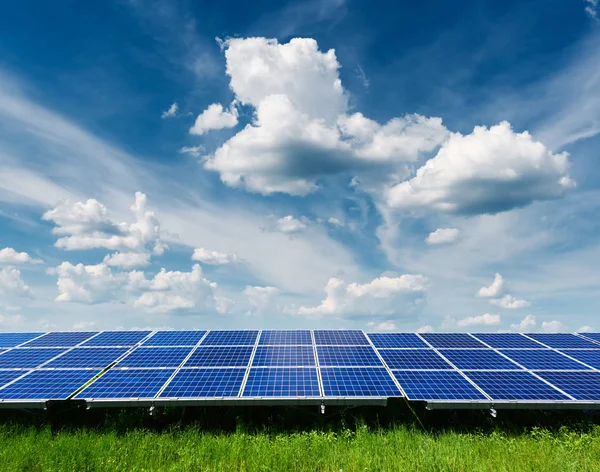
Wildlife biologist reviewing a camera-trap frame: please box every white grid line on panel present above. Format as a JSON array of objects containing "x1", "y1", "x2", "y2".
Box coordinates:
[
  {"x1": 520, "y1": 334, "x2": 598, "y2": 371},
  {"x1": 365, "y1": 331, "x2": 406, "y2": 397},
  {"x1": 312, "y1": 330, "x2": 325, "y2": 397},
  {"x1": 574, "y1": 333, "x2": 600, "y2": 347},
  {"x1": 239, "y1": 330, "x2": 262, "y2": 397}
]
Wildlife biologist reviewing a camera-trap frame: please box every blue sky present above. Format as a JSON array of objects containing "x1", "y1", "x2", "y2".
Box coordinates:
[{"x1": 0, "y1": 0, "x2": 599, "y2": 333}]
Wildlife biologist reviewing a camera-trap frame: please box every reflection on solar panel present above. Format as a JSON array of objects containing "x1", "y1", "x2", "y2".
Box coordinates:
[
  {"x1": 378, "y1": 349, "x2": 451, "y2": 370},
  {"x1": 44, "y1": 348, "x2": 128, "y2": 368},
  {"x1": 471, "y1": 333, "x2": 544, "y2": 349},
  {"x1": 201, "y1": 330, "x2": 258, "y2": 346},
  {"x1": 259, "y1": 330, "x2": 312, "y2": 345},
  {"x1": 393, "y1": 370, "x2": 487, "y2": 400},
  {"x1": 557, "y1": 349, "x2": 600, "y2": 369},
  {"x1": 243, "y1": 368, "x2": 320, "y2": 397},
  {"x1": 184, "y1": 346, "x2": 253, "y2": 367},
  {"x1": 499, "y1": 349, "x2": 591, "y2": 370},
  {"x1": 314, "y1": 330, "x2": 369, "y2": 346},
  {"x1": 76, "y1": 368, "x2": 175, "y2": 399},
  {"x1": 0, "y1": 333, "x2": 44, "y2": 348},
  {"x1": 22, "y1": 332, "x2": 98, "y2": 347},
  {"x1": 143, "y1": 331, "x2": 207, "y2": 346},
  {"x1": 524, "y1": 333, "x2": 600, "y2": 349},
  {"x1": 0, "y1": 348, "x2": 67, "y2": 368},
  {"x1": 535, "y1": 371, "x2": 600, "y2": 400},
  {"x1": 579, "y1": 333, "x2": 600, "y2": 343},
  {"x1": 367, "y1": 333, "x2": 428, "y2": 349},
  {"x1": 160, "y1": 368, "x2": 245, "y2": 398},
  {"x1": 317, "y1": 346, "x2": 382, "y2": 367},
  {"x1": 0, "y1": 370, "x2": 29, "y2": 389},
  {"x1": 0, "y1": 369, "x2": 100, "y2": 400},
  {"x1": 464, "y1": 371, "x2": 569, "y2": 401},
  {"x1": 81, "y1": 331, "x2": 151, "y2": 347},
  {"x1": 419, "y1": 333, "x2": 486, "y2": 349},
  {"x1": 118, "y1": 347, "x2": 192, "y2": 368},
  {"x1": 321, "y1": 367, "x2": 401, "y2": 397},
  {"x1": 439, "y1": 349, "x2": 522, "y2": 370},
  {"x1": 252, "y1": 346, "x2": 315, "y2": 367}
]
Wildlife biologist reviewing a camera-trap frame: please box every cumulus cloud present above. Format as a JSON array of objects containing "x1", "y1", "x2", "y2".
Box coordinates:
[
  {"x1": 0, "y1": 312, "x2": 25, "y2": 328},
  {"x1": 327, "y1": 217, "x2": 343, "y2": 227},
  {"x1": 192, "y1": 248, "x2": 237, "y2": 265},
  {"x1": 298, "y1": 274, "x2": 427, "y2": 317},
  {"x1": 510, "y1": 314, "x2": 536, "y2": 332},
  {"x1": 417, "y1": 325, "x2": 434, "y2": 333},
  {"x1": 276, "y1": 215, "x2": 307, "y2": 234},
  {"x1": 425, "y1": 228, "x2": 459, "y2": 245},
  {"x1": 0, "y1": 247, "x2": 43, "y2": 265},
  {"x1": 179, "y1": 145, "x2": 204, "y2": 157},
  {"x1": 161, "y1": 102, "x2": 179, "y2": 119},
  {"x1": 489, "y1": 294, "x2": 531, "y2": 309},
  {"x1": 0, "y1": 267, "x2": 32, "y2": 298},
  {"x1": 53, "y1": 262, "x2": 126, "y2": 304},
  {"x1": 367, "y1": 321, "x2": 397, "y2": 331},
  {"x1": 243, "y1": 285, "x2": 279, "y2": 313},
  {"x1": 442, "y1": 313, "x2": 500, "y2": 329},
  {"x1": 541, "y1": 320, "x2": 568, "y2": 333},
  {"x1": 190, "y1": 103, "x2": 238, "y2": 135},
  {"x1": 103, "y1": 252, "x2": 151, "y2": 269},
  {"x1": 578, "y1": 325, "x2": 594, "y2": 333},
  {"x1": 477, "y1": 273, "x2": 505, "y2": 298}
]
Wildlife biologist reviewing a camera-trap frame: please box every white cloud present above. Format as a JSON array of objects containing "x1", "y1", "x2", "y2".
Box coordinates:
[
  {"x1": 103, "y1": 252, "x2": 151, "y2": 269},
  {"x1": 489, "y1": 294, "x2": 531, "y2": 309},
  {"x1": 73, "y1": 321, "x2": 97, "y2": 330},
  {"x1": 53, "y1": 262, "x2": 126, "y2": 304},
  {"x1": 327, "y1": 217, "x2": 343, "y2": 227},
  {"x1": 367, "y1": 321, "x2": 397, "y2": 331},
  {"x1": 442, "y1": 313, "x2": 501, "y2": 328},
  {"x1": 585, "y1": 0, "x2": 598, "y2": 20},
  {"x1": 578, "y1": 325, "x2": 594, "y2": 333},
  {"x1": 298, "y1": 274, "x2": 427, "y2": 317},
  {"x1": 276, "y1": 215, "x2": 307, "y2": 234},
  {"x1": 190, "y1": 103, "x2": 238, "y2": 135},
  {"x1": 510, "y1": 314, "x2": 536, "y2": 332},
  {"x1": 0, "y1": 267, "x2": 33, "y2": 298},
  {"x1": 0, "y1": 247, "x2": 43, "y2": 265},
  {"x1": 386, "y1": 121, "x2": 575, "y2": 215},
  {"x1": 0, "y1": 312, "x2": 24, "y2": 328},
  {"x1": 161, "y1": 102, "x2": 179, "y2": 119},
  {"x1": 192, "y1": 248, "x2": 237, "y2": 265},
  {"x1": 541, "y1": 320, "x2": 568, "y2": 333},
  {"x1": 477, "y1": 273, "x2": 505, "y2": 298},
  {"x1": 425, "y1": 228, "x2": 459, "y2": 245},
  {"x1": 243, "y1": 285, "x2": 279, "y2": 313},
  {"x1": 178, "y1": 145, "x2": 204, "y2": 157},
  {"x1": 417, "y1": 325, "x2": 434, "y2": 333}
]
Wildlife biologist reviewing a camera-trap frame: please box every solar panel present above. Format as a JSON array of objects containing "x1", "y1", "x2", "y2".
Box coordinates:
[
  {"x1": 419, "y1": 333, "x2": 487, "y2": 349},
  {"x1": 535, "y1": 371, "x2": 600, "y2": 400},
  {"x1": 367, "y1": 333, "x2": 428, "y2": 349},
  {"x1": 578, "y1": 333, "x2": 600, "y2": 343},
  {"x1": 0, "y1": 369, "x2": 100, "y2": 400},
  {"x1": 258, "y1": 330, "x2": 312, "y2": 345},
  {"x1": 321, "y1": 367, "x2": 401, "y2": 397},
  {"x1": 316, "y1": 346, "x2": 383, "y2": 367},
  {"x1": 143, "y1": 330, "x2": 207, "y2": 347},
  {"x1": 160, "y1": 368, "x2": 245, "y2": 398},
  {"x1": 252, "y1": 346, "x2": 315, "y2": 367},
  {"x1": 76, "y1": 368, "x2": 175, "y2": 399},
  {"x1": 0, "y1": 348, "x2": 67, "y2": 368},
  {"x1": 118, "y1": 347, "x2": 193, "y2": 368},
  {"x1": 22, "y1": 332, "x2": 98, "y2": 347},
  {"x1": 184, "y1": 346, "x2": 253, "y2": 367},
  {"x1": 464, "y1": 371, "x2": 569, "y2": 401},
  {"x1": 471, "y1": 333, "x2": 544, "y2": 349},
  {"x1": 378, "y1": 349, "x2": 452, "y2": 370},
  {"x1": 438, "y1": 349, "x2": 523, "y2": 370},
  {"x1": 200, "y1": 330, "x2": 258, "y2": 346},
  {"x1": 313, "y1": 330, "x2": 369, "y2": 346},
  {"x1": 243, "y1": 368, "x2": 320, "y2": 397},
  {"x1": 393, "y1": 370, "x2": 487, "y2": 400},
  {"x1": 0, "y1": 333, "x2": 44, "y2": 348},
  {"x1": 557, "y1": 349, "x2": 600, "y2": 369},
  {"x1": 524, "y1": 334, "x2": 600, "y2": 349},
  {"x1": 44, "y1": 348, "x2": 128, "y2": 369},
  {"x1": 499, "y1": 349, "x2": 592, "y2": 370},
  {"x1": 0, "y1": 370, "x2": 30, "y2": 389},
  {"x1": 81, "y1": 331, "x2": 151, "y2": 347}
]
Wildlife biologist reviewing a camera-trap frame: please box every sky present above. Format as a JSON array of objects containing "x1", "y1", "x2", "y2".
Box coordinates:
[{"x1": 0, "y1": 0, "x2": 599, "y2": 333}]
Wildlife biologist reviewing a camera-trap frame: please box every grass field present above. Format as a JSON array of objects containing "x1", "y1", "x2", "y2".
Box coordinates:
[{"x1": 1, "y1": 403, "x2": 600, "y2": 471}]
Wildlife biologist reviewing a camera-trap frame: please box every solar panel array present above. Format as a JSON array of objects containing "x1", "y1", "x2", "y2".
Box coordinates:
[{"x1": 0, "y1": 330, "x2": 599, "y2": 408}]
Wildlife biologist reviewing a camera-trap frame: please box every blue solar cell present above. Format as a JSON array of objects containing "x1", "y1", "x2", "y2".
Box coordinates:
[
  {"x1": 0, "y1": 348, "x2": 67, "y2": 368},
  {"x1": 438, "y1": 349, "x2": 522, "y2": 370},
  {"x1": 22, "y1": 332, "x2": 99, "y2": 347},
  {"x1": 321, "y1": 367, "x2": 401, "y2": 397},
  {"x1": 379, "y1": 349, "x2": 452, "y2": 370},
  {"x1": 201, "y1": 330, "x2": 258, "y2": 346},
  {"x1": 317, "y1": 346, "x2": 382, "y2": 367},
  {"x1": 499, "y1": 349, "x2": 591, "y2": 370},
  {"x1": 535, "y1": 371, "x2": 600, "y2": 400},
  {"x1": 367, "y1": 333, "x2": 428, "y2": 349},
  {"x1": 184, "y1": 346, "x2": 253, "y2": 367},
  {"x1": 81, "y1": 331, "x2": 151, "y2": 347},
  {"x1": 578, "y1": 333, "x2": 600, "y2": 343},
  {"x1": 252, "y1": 346, "x2": 315, "y2": 367},
  {"x1": 143, "y1": 330, "x2": 207, "y2": 346},
  {"x1": 118, "y1": 347, "x2": 192, "y2": 368},
  {"x1": 76, "y1": 368, "x2": 174, "y2": 399},
  {"x1": 0, "y1": 370, "x2": 30, "y2": 389},
  {"x1": 314, "y1": 330, "x2": 369, "y2": 346},
  {"x1": 44, "y1": 348, "x2": 128, "y2": 368},
  {"x1": 524, "y1": 334, "x2": 600, "y2": 349},
  {"x1": 419, "y1": 333, "x2": 487, "y2": 349},
  {"x1": 0, "y1": 333, "x2": 44, "y2": 348},
  {"x1": 465, "y1": 371, "x2": 569, "y2": 401},
  {"x1": 557, "y1": 350, "x2": 600, "y2": 369},
  {"x1": 393, "y1": 370, "x2": 488, "y2": 401},
  {"x1": 0, "y1": 369, "x2": 100, "y2": 400},
  {"x1": 160, "y1": 368, "x2": 245, "y2": 398},
  {"x1": 471, "y1": 333, "x2": 544, "y2": 349},
  {"x1": 258, "y1": 330, "x2": 312, "y2": 345},
  {"x1": 243, "y1": 368, "x2": 320, "y2": 397}
]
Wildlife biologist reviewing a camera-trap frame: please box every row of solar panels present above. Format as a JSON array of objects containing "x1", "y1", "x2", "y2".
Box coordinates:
[{"x1": 0, "y1": 330, "x2": 599, "y2": 408}]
